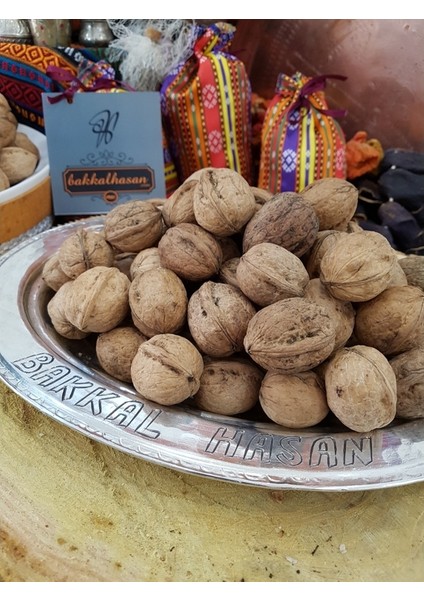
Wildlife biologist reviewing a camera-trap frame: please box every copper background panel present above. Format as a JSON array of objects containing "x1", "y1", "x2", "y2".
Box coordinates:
[{"x1": 232, "y1": 19, "x2": 424, "y2": 151}]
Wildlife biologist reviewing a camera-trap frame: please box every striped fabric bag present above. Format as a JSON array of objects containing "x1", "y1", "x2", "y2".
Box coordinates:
[
  {"x1": 258, "y1": 72, "x2": 347, "y2": 193},
  {"x1": 0, "y1": 43, "x2": 99, "y2": 132},
  {"x1": 160, "y1": 22, "x2": 252, "y2": 184}
]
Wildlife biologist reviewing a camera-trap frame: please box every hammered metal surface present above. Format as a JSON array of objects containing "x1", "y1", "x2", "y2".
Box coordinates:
[{"x1": 1, "y1": 219, "x2": 424, "y2": 491}]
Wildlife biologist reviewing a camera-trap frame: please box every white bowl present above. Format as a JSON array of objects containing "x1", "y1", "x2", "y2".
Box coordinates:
[{"x1": 0, "y1": 123, "x2": 50, "y2": 205}]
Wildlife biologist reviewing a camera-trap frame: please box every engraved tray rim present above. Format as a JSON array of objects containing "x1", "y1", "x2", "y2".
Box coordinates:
[{"x1": 1, "y1": 218, "x2": 424, "y2": 492}]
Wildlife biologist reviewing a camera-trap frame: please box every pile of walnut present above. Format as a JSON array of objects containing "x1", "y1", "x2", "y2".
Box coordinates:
[
  {"x1": 0, "y1": 93, "x2": 39, "y2": 192},
  {"x1": 42, "y1": 168, "x2": 424, "y2": 433}
]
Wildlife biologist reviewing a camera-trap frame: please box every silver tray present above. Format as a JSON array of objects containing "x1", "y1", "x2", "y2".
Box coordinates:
[{"x1": 1, "y1": 218, "x2": 424, "y2": 491}]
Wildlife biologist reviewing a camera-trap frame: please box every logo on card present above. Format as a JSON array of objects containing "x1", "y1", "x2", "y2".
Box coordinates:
[{"x1": 62, "y1": 166, "x2": 156, "y2": 203}]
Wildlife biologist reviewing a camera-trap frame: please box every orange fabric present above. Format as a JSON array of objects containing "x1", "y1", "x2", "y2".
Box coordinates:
[{"x1": 346, "y1": 131, "x2": 383, "y2": 179}]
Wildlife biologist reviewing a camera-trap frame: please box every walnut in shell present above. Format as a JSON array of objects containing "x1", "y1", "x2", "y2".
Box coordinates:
[
  {"x1": 65, "y1": 266, "x2": 130, "y2": 333},
  {"x1": 129, "y1": 247, "x2": 162, "y2": 280},
  {"x1": 47, "y1": 281, "x2": 88, "y2": 340},
  {"x1": 104, "y1": 200, "x2": 164, "y2": 252},
  {"x1": 399, "y1": 255, "x2": 424, "y2": 291},
  {"x1": 354, "y1": 285, "x2": 424, "y2": 356},
  {"x1": 0, "y1": 94, "x2": 10, "y2": 110},
  {"x1": 236, "y1": 242, "x2": 309, "y2": 307},
  {"x1": 386, "y1": 258, "x2": 408, "y2": 288},
  {"x1": 242, "y1": 192, "x2": 319, "y2": 257},
  {"x1": 13, "y1": 131, "x2": 40, "y2": 159},
  {"x1": 304, "y1": 278, "x2": 355, "y2": 350},
  {"x1": 158, "y1": 222, "x2": 223, "y2": 281},
  {"x1": 251, "y1": 186, "x2": 273, "y2": 209},
  {"x1": 0, "y1": 167, "x2": 10, "y2": 191},
  {"x1": 300, "y1": 177, "x2": 358, "y2": 231},
  {"x1": 390, "y1": 347, "x2": 424, "y2": 419},
  {"x1": 42, "y1": 252, "x2": 73, "y2": 291},
  {"x1": 193, "y1": 167, "x2": 256, "y2": 237},
  {"x1": 58, "y1": 228, "x2": 115, "y2": 279},
  {"x1": 194, "y1": 357, "x2": 263, "y2": 415},
  {"x1": 96, "y1": 326, "x2": 147, "y2": 382},
  {"x1": 325, "y1": 345, "x2": 397, "y2": 432},
  {"x1": 320, "y1": 231, "x2": 396, "y2": 302},
  {"x1": 219, "y1": 257, "x2": 240, "y2": 289},
  {"x1": 131, "y1": 333, "x2": 204, "y2": 405},
  {"x1": 0, "y1": 104, "x2": 17, "y2": 149},
  {"x1": 305, "y1": 230, "x2": 348, "y2": 279},
  {"x1": 0, "y1": 146, "x2": 38, "y2": 185},
  {"x1": 244, "y1": 297, "x2": 336, "y2": 373},
  {"x1": 188, "y1": 281, "x2": 256, "y2": 357},
  {"x1": 259, "y1": 370, "x2": 329, "y2": 428},
  {"x1": 162, "y1": 178, "x2": 197, "y2": 227},
  {"x1": 129, "y1": 267, "x2": 188, "y2": 337}
]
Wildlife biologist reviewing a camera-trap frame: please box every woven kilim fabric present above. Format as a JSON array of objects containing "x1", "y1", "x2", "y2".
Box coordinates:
[
  {"x1": 258, "y1": 72, "x2": 347, "y2": 193},
  {"x1": 0, "y1": 43, "x2": 99, "y2": 132},
  {"x1": 160, "y1": 23, "x2": 252, "y2": 184}
]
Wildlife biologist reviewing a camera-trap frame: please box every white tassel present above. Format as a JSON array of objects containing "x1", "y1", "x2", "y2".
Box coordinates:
[{"x1": 107, "y1": 19, "x2": 197, "y2": 91}]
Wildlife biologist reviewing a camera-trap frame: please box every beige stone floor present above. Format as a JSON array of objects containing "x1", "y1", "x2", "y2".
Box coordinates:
[{"x1": 1, "y1": 379, "x2": 423, "y2": 582}]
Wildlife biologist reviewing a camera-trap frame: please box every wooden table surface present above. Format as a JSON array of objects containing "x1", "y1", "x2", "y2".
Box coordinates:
[{"x1": 1, "y1": 378, "x2": 423, "y2": 583}]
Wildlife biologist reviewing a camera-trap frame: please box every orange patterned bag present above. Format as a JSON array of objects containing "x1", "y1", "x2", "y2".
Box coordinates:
[
  {"x1": 258, "y1": 72, "x2": 347, "y2": 193},
  {"x1": 160, "y1": 22, "x2": 252, "y2": 183}
]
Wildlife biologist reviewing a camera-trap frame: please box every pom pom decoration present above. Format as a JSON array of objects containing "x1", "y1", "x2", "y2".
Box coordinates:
[{"x1": 107, "y1": 19, "x2": 197, "y2": 91}]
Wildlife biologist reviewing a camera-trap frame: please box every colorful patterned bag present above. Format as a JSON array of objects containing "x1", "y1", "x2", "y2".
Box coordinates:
[
  {"x1": 160, "y1": 22, "x2": 252, "y2": 184},
  {"x1": 258, "y1": 72, "x2": 347, "y2": 193},
  {"x1": 0, "y1": 43, "x2": 99, "y2": 132}
]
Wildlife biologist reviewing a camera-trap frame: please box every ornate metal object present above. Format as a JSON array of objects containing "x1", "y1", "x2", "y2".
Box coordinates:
[{"x1": 1, "y1": 219, "x2": 424, "y2": 491}]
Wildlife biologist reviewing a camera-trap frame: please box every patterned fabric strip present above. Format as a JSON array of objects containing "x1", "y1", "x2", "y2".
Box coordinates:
[{"x1": 280, "y1": 110, "x2": 300, "y2": 192}]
